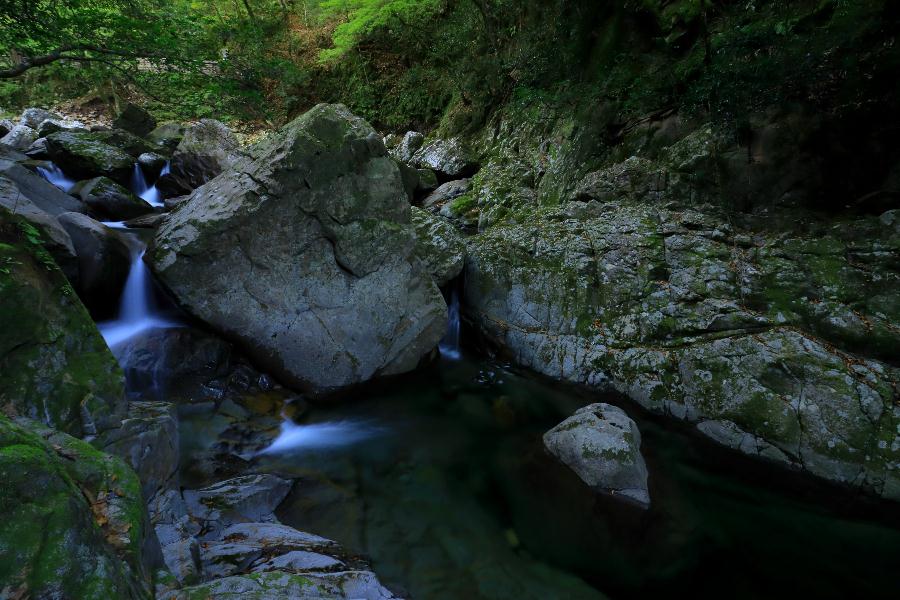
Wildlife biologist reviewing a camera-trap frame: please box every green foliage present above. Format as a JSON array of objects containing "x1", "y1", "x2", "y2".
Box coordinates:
[{"x1": 318, "y1": 0, "x2": 444, "y2": 62}]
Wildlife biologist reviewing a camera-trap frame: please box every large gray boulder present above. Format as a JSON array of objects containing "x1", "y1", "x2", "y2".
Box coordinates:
[
  {"x1": 113, "y1": 103, "x2": 157, "y2": 137},
  {"x1": 544, "y1": 403, "x2": 650, "y2": 508},
  {"x1": 151, "y1": 104, "x2": 447, "y2": 393},
  {"x1": 0, "y1": 154, "x2": 86, "y2": 280},
  {"x1": 412, "y1": 137, "x2": 478, "y2": 179}
]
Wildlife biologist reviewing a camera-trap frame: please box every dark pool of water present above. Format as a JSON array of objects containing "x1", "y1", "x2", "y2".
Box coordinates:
[{"x1": 225, "y1": 353, "x2": 900, "y2": 600}]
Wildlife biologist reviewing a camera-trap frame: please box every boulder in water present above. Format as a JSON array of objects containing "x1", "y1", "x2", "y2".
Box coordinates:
[
  {"x1": 151, "y1": 104, "x2": 447, "y2": 393},
  {"x1": 45, "y1": 131, "x2": 135, "y2": 183},
  {"x1": 0, "y1": 124, "x2": 38, "y2": 150},
  {"x1": 543, "y1": 403, "x2": 650, "y2": 508},
  {"x1": 0, "y1": 212, "x2": 126, "y2": 437},
  {"x1": 72, "y1": 176, "x2": 155, "y2": 220},
  {"x1": 138, "y1": 151, "x2": 168, "y2": 178},
  {"x1": 57, "y1": 211, "x2": 132, "y2": 317},
  {"x1": 101, "y1": 400, "x2": 180, "y2": 500}
]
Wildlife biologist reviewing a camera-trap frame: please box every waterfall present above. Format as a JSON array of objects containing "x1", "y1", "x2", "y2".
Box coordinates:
[
  {"x1": 130, "y1": 161, "x2": 168, "y2": 208},
  {"x1": 36, "y1": 162, "x2": 75, "y2": 192},
  {"x1": 439, "y1": 287, "x2": 461, "y2": 360},
  {"x1": 98, "y1": 233, "x2": 179, "y2": 348}
]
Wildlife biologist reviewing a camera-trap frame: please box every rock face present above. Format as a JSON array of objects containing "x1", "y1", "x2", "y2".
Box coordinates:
[
  {"x1": 410, "y1": 206, "x2": 465, "y2": 287},
  {"x1": 465, "y1": 193, "x2": 900, "y2": 499},
  {"x1": 156, "y1": 119, "x2": 241, "y2": 197},
  {"x1": 543, "y1": 403, "x2": 650, "y2": 508},
  {"x1": 0, "y1": 211, "x2": 126, "y2": 437},
  {"x1": 0, "y1": 415, "x2": 153, "y2": 599},
  {"x1": 45, "y1": 131, "x2": 135, "y2": 183},
  {"x1": 151, "y1": 104, "x2": 446, "y2": 393}
]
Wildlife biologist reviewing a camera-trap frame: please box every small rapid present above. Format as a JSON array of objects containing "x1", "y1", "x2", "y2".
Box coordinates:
[
  {"x1": 439, "y1": 287, "x2": 461, "y2": 360},
  {"x1": 36, "y1": 162, "x2": 76, "y2": 192},
  {"x1": 130, "y1": 162, "x2": 169, "y2": 207},
  {"x1": 98, "y1": 234, "x2": 179, "y2": 348},
  {"x1": 258, "y1": 418, "x2": 384, "y2": 455}
]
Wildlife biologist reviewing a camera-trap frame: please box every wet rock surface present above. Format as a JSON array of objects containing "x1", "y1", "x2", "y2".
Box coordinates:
[
  {"x1": 544, "y1": 403, "x2": 650, "y2": 507},
  {"x1": 151, "y1": 104, "x2": 446, "y2": 394},
  {"x1": 465, "y1": 180, "x2": 900, "y2": 497}
]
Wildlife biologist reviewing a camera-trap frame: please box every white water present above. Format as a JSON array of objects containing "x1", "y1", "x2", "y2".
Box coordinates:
[
  {"x1": 36, "y1": 163, "x2": 76, "y2": 192},
  {"x1": 98, "y1": 235, "x2": 179, "y2": 348},
  {"x1": 439, "y1": 288, "x2": 461, "y2": 360},
  {"x1": 130, "y1": 161, "x2": 169, "y2": 208},
  {"x1": 258, "y1": 418, "x2": 384, "y2": 455}
]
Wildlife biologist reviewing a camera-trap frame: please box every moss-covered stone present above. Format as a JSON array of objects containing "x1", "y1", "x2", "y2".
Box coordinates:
[
  {"x1": 45, "y1": 131, "x2": 136, "y2": 184},
  {"x1": 464, "y1": 191, "x2": 900, "y2": 499},
  {"x1": 0, "y1": 210, "x2": 126, "y2": 437},
  {"x1": 0, "y1": 415, "x2": 152, "y2": 599}
]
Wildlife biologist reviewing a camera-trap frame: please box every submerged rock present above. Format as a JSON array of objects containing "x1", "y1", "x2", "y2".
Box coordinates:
[
  {"x1": 543, "y1": 403, "x2": 650, "y2": 508},
  {"x1": 113, "y1": 327, "x2": 232, "y2": 393},
  {"x1": 0, "y1": 415, "x2": 153, "y2": 599},
  {"x1": 0, "y1": 212, "x2": 126, "y2": 437},
  {"x1": 151, "y1": 103, "x2": 446, "y2": 393}
]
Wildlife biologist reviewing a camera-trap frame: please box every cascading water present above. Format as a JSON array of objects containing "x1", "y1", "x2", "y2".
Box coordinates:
[
  {"x1": 130, "y1": 161, "x2": 169, "y2": 208},
  {"x1": 439, "y1": 287, "x2": 462, "y2": 360},
  {"x1": 36, "y1": 162, "x2": 76, "y2": 192},
  {"x1": 259, "y1": 418, "x2": 384, "y2": 455},
  {"x1": 98, "y1": 233, "x2": 179, "y2": 348}
]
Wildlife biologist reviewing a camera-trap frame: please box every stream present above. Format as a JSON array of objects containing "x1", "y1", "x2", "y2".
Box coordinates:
[{"x1": 36, "y1": 161, "x2": 900, "y2": 600}]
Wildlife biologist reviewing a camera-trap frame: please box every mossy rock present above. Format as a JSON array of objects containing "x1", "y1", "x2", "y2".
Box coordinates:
[
  {"x1": 0, "y1": 415, "x2": 152, "y2": 599},
  {"x1": 45, "y1": 131, "x2": 136, "y2": 184},
  {"x1": 0, "y1": 210, "x2": 126, "y2": 437}
]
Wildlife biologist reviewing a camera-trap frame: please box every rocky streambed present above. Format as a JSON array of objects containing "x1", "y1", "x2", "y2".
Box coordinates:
[{"x1": 1, "y1": 101, "x2": 899, "y2": 599}]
